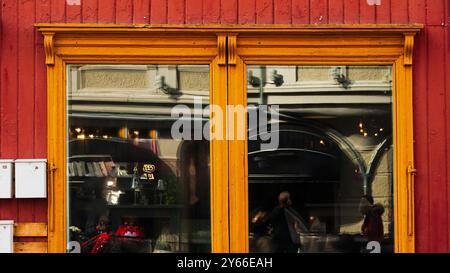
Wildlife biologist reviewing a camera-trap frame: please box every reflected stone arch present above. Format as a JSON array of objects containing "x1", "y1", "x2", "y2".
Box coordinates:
[
  {"x1": 249, "y1": 112, "x2": 366, "y2": 182},
  {"x1": 248, "y1": 110, "x2": 390, "y2": 208}
]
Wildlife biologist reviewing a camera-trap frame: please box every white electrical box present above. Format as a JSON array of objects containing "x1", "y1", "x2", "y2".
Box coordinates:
[
  {"x1": 0, "y1": 160, "x2": 14, "y2": 199},
  {"x1": 15, "y1": 159, "x2": 47, "y2": 198},
  {"x1": 0, "y1": 220, "x2": 14, "y2": 253}
]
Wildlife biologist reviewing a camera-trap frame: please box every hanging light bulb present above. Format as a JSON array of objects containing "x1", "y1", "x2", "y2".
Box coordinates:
[{"x1": 106, "y1": 180, "x2": 115, "y2": 187}]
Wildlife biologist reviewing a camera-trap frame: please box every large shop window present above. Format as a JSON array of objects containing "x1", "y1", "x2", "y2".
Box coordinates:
[
  {"x1": 246, "y1": 65, "x2": 394, "y2": 253},
  {"x1": 67, "y1": 65, "x2": 211, "y2": 253},
  {"x1": 37, "y1": 24, "x2": 421, "y2": 253}
]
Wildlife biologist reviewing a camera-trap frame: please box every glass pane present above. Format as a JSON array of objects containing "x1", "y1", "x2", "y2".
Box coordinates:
[
  {"x1": 247, "y1": 65, "x2": 394, "y2": 253},
  {"x1": 67, "y1": 64, "x2": 211, "y2": 253}
]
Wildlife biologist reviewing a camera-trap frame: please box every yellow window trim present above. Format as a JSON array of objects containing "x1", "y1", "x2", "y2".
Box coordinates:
[{"x1": 36, "y1": 24, "x2": 422, "y2": 253}]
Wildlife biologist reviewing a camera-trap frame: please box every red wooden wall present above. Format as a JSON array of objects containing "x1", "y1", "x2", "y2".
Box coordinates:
[{"x1": 0, "y1": 0, "x2": 449, "y2": 252}]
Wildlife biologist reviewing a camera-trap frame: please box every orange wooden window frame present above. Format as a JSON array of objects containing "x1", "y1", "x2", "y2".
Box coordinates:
[{"x1": 36, "y1": 24, "x2": 422, "y2": 253}]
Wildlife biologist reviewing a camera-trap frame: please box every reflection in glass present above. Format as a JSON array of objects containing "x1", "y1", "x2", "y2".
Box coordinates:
[
  {"x1": 67, "y1": 65, "x2": 211, "y2": 253},
  {"x1": 247, "y1": 65, "x2": 394, "y2": 253}
]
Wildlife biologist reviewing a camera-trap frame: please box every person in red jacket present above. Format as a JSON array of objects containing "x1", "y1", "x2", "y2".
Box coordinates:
[{"x1": 359, "y1": 195, "x2": 385, "y2": 243}]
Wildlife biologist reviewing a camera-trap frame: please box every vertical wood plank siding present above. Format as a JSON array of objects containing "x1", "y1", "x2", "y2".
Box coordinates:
[{"x1": 0, "y1": 0, "x2": 448, "y2": 252}]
